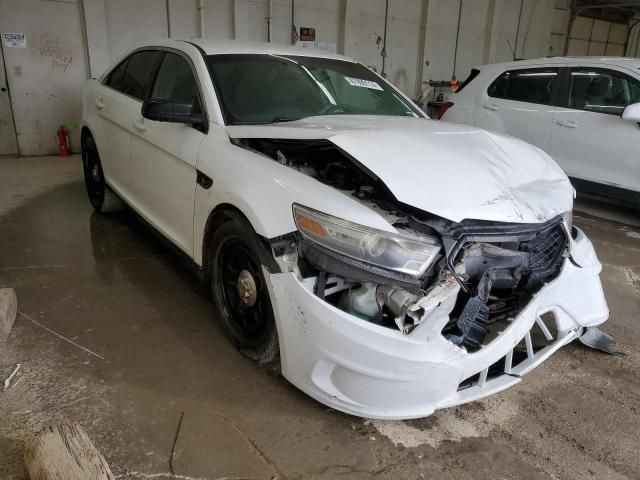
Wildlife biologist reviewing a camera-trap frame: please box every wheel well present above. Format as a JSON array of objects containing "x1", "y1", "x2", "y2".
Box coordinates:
[
  {"x1": 202, "y1": 204, "x2": 280, "y2": 280},
  {"x1": 81, "y1": 126, "x2": 92, "y2": 147},
  {"x1": 202, "y1": 204, "x2": 252, "y2": 280}
]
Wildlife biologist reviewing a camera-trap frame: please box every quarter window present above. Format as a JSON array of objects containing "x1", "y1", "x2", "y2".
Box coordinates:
[
  {"x1": 150, "y1": 53, "x2": 202, "y2": 112},
  {"x1": 567, "y1": 68, "x2": 640, "y2": 115},
  {"x1": 117, "y1": 50, "x2": 162, "y2": 101},
  {"x1": 488, "y1": 68, "x2": 559, "y2": 105}
]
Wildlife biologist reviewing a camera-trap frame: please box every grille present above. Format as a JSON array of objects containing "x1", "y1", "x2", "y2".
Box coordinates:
[{"x1": 520, "y1": 224, "x2": 567, "y2": 273}]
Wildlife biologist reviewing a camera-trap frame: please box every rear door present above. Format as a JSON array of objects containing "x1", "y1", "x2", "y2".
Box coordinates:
[
  {"x1": 129, "y1": 50, "x2": 207, "y2": 255},
  {"x1": 550, "y1": 66, "x2": 640, "y2": 195},
  {"x1": 94, "y1": 50, "x2": 162, "y2": 206},
  {"x1": 475, "y1": 66, "x2": 562, "y2": 152}
]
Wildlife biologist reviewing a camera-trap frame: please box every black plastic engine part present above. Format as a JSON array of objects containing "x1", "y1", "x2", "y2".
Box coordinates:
[{"x1": 447, "y1": 270, "x2": 493, "y2": 350}]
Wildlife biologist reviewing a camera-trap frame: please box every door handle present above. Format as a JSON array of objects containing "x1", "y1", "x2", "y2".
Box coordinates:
[
  {"x1": 483, "y1": 103, "x2": 499, "y2": 111},
  {"x1": 132, "y1": 119, "x2": 147, "y2": 132},
  {"x1": 94, "y1": 99, "x2": 105, "y2": 110},
  {"x1": 555, "y1": 119, "x2": 578, "y2": 129}
]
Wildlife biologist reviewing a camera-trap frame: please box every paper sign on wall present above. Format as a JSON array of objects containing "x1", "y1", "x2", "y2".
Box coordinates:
[
  {"x1": 3, "y1": 33, "x2": 27, "y2": 48},
  {"x1": 300, "y1": 27, "x2": 316, "y2": 42}
]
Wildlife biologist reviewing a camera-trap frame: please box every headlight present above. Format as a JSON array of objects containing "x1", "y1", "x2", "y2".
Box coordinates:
[
  {"x1": 562, "y1": 210, "x2": 573, "y2": 233},
  {"x1": 293, "y1": 204, "x2": 441, "y2": 277}
]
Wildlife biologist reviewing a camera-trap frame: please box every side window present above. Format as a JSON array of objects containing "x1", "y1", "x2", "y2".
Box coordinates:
[
  {"x1": 488, "y1": 68, "x2": 559, "y2": 105},
  {"x1": 118, "y1": 50, "x2": 162, "y2": 101},
  {"x1": 568, "y1": 68, "x2": 640, "y2": 115},
  {"x1": 105, "y1": 58, "x2": 129, "y2": 90},
  {"x1": 150, "y1": 53, "x2": 202, "y2": 112}
]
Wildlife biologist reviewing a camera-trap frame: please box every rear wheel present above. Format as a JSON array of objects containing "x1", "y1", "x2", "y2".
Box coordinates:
[
  {"x1": 209, "y1": 213, "x2": 280, "y2": 371},
  {"x1": 82, "y1": 135, "x2": 122, "y2": 213}
]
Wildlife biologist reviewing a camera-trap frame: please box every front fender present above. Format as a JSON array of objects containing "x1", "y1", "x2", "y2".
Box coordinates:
[{"x1": 192, "y1": 125, "x2": 396, "y2": 266}]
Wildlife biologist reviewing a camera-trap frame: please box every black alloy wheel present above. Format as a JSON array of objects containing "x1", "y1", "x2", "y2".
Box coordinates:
[{"x1": 209, "y1": 213, "x2": 280, "y2": 369}]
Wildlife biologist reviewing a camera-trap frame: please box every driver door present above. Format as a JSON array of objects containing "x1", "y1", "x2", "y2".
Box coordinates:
[{"x1": 130, "y1": 50, "x2": 207, "y2": 256}]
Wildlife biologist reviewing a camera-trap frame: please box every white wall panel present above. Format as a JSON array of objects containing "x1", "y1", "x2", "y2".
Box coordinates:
[
  {"x1": 0, "y1": 0, "x2": 88, "y2": 154},
  {"x1": 588, "y1": 41, "x2": 606, "y2": 56},
  {"x1": 567, "y1": 38, "x2": 589, "y2": 56},
  {"x1": 104, "y1": 0, "x2": 168, "y2": 62},
  {"x1": 423, "y1": 0, "x2": 460, "y2": 82},
  {"x1": 168, "y1": 0, "x2": 199, "y2": 38},
  {"x1": 591, "y1": 20, "x2": 609, "y2": 43},
  {"x1": 606, "y1": 43, "x2": 624, "y2": 56},
  {"x1": 344, "y1": 0, "x2": 386, "y2": 73},
  {"x1": 571, "y1": 16, "x2": 593, "y2": 40},
  {"x1": 204, "y1": 0, "x2": 232, "y2": 39},
  {"x1": 609, "y1": 23, "x2": 627, "y2": 45}
]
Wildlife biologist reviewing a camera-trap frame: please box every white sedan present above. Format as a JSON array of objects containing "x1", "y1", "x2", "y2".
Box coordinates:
[
  {"x1": 81, "y1": 40, "x2": 608, "y2": 419},
  {"x1": 441, "y1": 56, "x2": 640, "y2": 209}
]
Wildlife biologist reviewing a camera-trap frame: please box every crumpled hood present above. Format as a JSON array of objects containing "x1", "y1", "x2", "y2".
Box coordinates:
[{"x1": 227, "y1": 115, "x2": 573, "y2": 223}]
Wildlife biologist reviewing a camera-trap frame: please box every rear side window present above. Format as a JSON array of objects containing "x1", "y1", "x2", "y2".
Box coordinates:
[
  {"x1": 488, "y1": 68, "x2": 559, "y2": 105},
  {"x1": 117, "y1": 50, "x2": 162, "y2": 101},
  {"x1": 567, "y1": 68, "x2": 640, "y2": 115}
]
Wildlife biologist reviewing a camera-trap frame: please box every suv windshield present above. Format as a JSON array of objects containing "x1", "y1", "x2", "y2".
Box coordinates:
[{"x1": 207, "y1": 54, "x2": 420, "y2": 125}]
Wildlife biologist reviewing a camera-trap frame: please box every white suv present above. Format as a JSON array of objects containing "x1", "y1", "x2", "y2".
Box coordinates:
[
  {"x1": 81, "y1": 40, "x2": 608, "y2": 419},
  {"x1": 441, "y1": 57, "x2": 640, "y2": 209}
]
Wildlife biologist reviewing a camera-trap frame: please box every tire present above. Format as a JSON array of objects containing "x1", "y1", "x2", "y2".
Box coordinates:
[
  {"x1": 82, "y1": 135, "x2": 123, "y2": 213},
  {"x1": 209, "y1": 213, "x2": 280, "y2": 371}
]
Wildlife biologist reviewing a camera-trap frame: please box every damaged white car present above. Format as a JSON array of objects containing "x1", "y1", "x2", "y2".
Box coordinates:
[{"x1": 81, "y1": 40, "x2": 609, "y2": 419}]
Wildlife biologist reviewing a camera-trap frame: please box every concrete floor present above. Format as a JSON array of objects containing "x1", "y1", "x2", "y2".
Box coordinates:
[{"x1": 1, "y1": 155, "x2": 639, "y2": 480}]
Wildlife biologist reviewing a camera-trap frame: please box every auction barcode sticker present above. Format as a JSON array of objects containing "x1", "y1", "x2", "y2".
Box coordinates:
[{"x1": 345, "y1": 77, "x2": 383, "y2": 91}]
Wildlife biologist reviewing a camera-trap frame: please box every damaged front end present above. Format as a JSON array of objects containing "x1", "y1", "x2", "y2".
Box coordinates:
[
  {"x1": 234, "y1": 135, "x2": 607, "y2": 418},
  {"x1": 238, "y1": 136, "x2": 571, "y2": 351},
  {"x1": 290, "y1": 205, "x2": 569, "y2": 354}
]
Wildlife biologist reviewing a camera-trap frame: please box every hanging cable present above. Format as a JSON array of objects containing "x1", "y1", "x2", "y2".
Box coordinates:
[{"x1": 452, "y1": 0, "x2": 463, "y2": 80}]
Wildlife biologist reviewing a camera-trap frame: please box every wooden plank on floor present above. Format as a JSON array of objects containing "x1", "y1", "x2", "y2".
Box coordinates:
[
  {"x1": 0, "y1": 288, "x2": 17, "y2": 340},
  {"x1": 24, "y1": 422, "x2": 114, "y2": 480}
]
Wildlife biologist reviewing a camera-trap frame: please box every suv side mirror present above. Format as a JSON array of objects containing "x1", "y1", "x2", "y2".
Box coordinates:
[
  {"x1": 141, "y1": 99, "x2": 206, "y2": 131},
  {"x1": 622, "y1": 102, "x2": 640, "y2": 123}
]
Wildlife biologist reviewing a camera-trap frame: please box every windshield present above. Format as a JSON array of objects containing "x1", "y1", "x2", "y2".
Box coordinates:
[{"x1": 207, "y1": 54, "x2": 421, "y2": 125}]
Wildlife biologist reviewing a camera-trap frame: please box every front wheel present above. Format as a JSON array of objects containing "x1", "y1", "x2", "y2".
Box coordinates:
[
  {"x1": 82, "y1": 135, "x2": 122, "y2": 213},
  {"x1": 209, "y1": 213, "x2": 280, "y2": 371}
]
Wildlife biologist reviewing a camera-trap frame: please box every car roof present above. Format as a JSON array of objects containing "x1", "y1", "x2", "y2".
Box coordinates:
[
  {"x1": 476, "y1": 56, "x2": 640, "y2": 71},
  {"x1": 153, "y1": 38, "x2": 356, "y2": 62}
]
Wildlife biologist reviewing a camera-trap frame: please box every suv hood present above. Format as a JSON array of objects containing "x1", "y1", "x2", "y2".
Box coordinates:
[{"x1": 227, "y1": 116, "x2": 573, "y2": 224}]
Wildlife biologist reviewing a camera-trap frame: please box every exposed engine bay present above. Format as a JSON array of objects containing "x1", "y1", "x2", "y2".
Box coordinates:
[{"x1": 233, "y1": 137, "x2": 570, "y2": 352}]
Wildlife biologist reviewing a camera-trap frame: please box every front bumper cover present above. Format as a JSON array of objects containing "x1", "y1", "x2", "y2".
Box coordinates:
[{"x1": 265, "y1": 227, "x2": 608, "y2": 419}]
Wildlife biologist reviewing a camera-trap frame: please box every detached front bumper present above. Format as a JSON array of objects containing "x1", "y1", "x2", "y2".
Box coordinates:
[{"x1": 265, "y1": 227, "x2": 608, "y2": 419}]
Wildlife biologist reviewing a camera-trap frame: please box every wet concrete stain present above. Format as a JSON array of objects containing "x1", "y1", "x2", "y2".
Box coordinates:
[{"x1": 1, "y1": 156, "x2": 639, "y2": 479}]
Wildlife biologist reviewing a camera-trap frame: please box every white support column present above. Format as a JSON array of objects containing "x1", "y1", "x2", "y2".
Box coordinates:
[
  {"x1": 199, "y1": 0, "x2": 206, "y2": 38},
  {"x1": 81, "y1": 0, "x2": 111, "y2": 78},
  {"x1": 231, "y1": 0, "x2": 249, "y2": 40},
  {"x1": 483, "y1": 0, "x2": 496, "y2": 64},
  {"x1": 414, "y1": 0, "x2": 429, "y2": 99}
]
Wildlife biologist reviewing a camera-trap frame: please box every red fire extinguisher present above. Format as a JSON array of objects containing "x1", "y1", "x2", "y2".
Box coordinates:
[{"x1": 57, "y1": 125, "x2": 71, "y2": 157}]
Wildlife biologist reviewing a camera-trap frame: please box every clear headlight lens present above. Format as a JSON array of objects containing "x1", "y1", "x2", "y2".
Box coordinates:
[
  {"x1": 562, "y1": 210, "x2": 573, "y2": 233},
  {"x1": 293, "y1": 204, "x2": 441, "y2": 277}
]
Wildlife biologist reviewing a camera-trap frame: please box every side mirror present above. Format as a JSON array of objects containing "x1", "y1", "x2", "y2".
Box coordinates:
[
  {"x1": 141, "y1": 99, "x2": 206, "y2": 131},
  {"x1": 621, "y1": 102, "x2": 640, "y2": 123}
]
